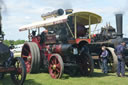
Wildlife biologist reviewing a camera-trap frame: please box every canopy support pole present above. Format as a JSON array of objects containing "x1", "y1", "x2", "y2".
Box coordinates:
[
  {"x1": 74, "y1": 14, "x2": 77, "y2": 39},
  {"x1": 28, "y1": 30, "x2": 31, "y2": 42},
  {"x1": 89, "y1": 15, "x2": 91, "y2": 39},
  {"x1": 92, "y1": 23, "x2": 98, "y2": 34},
  {"x1": 66, "y1": 22, "x2": 75, "y2": 38},
  {"x1": 38, "y1": 28, "x2": 40, "y2": 35}
]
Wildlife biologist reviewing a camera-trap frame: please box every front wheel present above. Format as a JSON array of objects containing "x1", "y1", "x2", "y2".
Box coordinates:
[
  {"x1": 10, "y1": 57, "x2": 26, "y2": 85},
  {"x1": 48, "y1": 54, "x2": 64, "y2": 79}
]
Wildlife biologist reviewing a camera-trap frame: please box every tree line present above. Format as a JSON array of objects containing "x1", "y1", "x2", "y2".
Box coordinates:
[{"x1": 3, "y1": 39, "x2": 26, "y2": 46}]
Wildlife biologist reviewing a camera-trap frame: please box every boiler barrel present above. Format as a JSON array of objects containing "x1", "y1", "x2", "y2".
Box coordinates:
[{"x1": 52, "y1": 44, "x2": 72, "y2": 55}]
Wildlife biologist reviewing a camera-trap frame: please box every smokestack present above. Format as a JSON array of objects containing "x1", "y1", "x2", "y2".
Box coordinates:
[{"x1": 115, "y1": 14, "x2": 123, "y2": 38}]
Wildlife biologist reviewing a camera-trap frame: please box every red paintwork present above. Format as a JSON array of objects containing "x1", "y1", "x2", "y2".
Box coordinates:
[
  {"x1": 25, "y1": 61, "x2": 31, "y2": 73},
  {"x1": 68, "y1": 38, "x2": 91, "y2": 44},
  {"x1": 32, "y1": 36, "x2": 43, "y2": 50},
  {"x1": 31, "y1": 36, "x2": 53, "y2": 61},
  {"x1": 76, "y1": 38, "x2": 91, "y2": 44},
  {"x1": 92, "y1": 34, "x2": 96, "y2": 38},
  {"x1": 52, "y1": 45, "x2": 62, "y2": 53}
]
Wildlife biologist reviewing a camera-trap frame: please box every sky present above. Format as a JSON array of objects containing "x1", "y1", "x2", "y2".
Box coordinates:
[{"x1": 1, "y1": 0, "x2": 128, "y2": 40}]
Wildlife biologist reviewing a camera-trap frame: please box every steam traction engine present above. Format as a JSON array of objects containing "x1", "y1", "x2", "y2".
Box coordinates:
[
  {"x1": 0, "y1": 8, "x2": 26, "y2": 85},
  {"x1": 19, "y1": 9, "x2": 102, "y2": 79},
  {"x1": 89, "y1": 14, "x2": 128, "y2": 72}
]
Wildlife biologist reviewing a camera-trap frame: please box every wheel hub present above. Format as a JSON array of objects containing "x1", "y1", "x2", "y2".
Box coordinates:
[{"x1": 52, "y1": 64, "x2": 56, "y2": 70}]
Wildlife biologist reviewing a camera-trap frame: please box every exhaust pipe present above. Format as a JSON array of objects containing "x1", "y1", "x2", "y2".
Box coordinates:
[{"x1": 115, "y1": 14, "x2": 123, "y2": 38}]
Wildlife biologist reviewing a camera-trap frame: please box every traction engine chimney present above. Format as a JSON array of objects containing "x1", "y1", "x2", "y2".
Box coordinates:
[{"x1": 115, "y1": 14, "x2": 123, "y2": 38}]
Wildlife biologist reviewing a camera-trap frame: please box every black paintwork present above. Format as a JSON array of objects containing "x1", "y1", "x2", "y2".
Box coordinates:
[{"x1": 0, "y1": 42, "x2": 10, "y2": 64}]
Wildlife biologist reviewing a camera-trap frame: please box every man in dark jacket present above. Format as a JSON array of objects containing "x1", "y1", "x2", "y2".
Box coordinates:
[
  {"x1": 100, "y1": 46, "x2": 108, "y2": 73},
  {"x1": 115, "y1": 41, "x2": 126, "y2": 77}
]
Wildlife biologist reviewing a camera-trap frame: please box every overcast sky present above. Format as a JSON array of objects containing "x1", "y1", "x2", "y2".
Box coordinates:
[{"x1": 1, "y1": 0, "x2": 128, "y2": 40}]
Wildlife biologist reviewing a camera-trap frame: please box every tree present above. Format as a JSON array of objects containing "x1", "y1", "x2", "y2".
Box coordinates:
[{"x1": 3, "y1": 39, "x2": 26, "y2": 46}]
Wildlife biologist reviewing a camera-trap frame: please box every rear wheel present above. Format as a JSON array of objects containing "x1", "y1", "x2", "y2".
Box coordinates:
[
  {"x1": 21, "y1": 42, "x2": 40, "y2": 73},
  {"x1": 10, "y1": 57, "x2": 26, "y2": 85},
  {"x1": 106, "y1": 47, "x2": 118, "y2": 72},
  {"x1": 78, "y1": 53, "x2": 94, "y2": 76},
  {"x1": 49, "y1": 54, "x2": 64, "y2": 79}
]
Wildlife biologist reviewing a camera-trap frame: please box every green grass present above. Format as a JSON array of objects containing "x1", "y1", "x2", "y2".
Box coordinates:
[
  {"x1": 0, "y1": 69, "x2": 128, "y2": 85},
  {"x1": 1, "y1": 53, "x2": 128, "y2": 85}
]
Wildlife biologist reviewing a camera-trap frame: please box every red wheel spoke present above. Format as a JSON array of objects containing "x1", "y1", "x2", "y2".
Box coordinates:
[
  {"x1": 51, "y1": 59, "x2": 54, "y2": 65},
  {"x1": 56, "y1": 63, "x2": 60, "y2": 67},
  {"x1": 49, "y1": 65, "x2": 53, "y2": 69},
  {"x1": 49, "y1": 65, "x2": 54, "y2": 73},
  {"x1": 54, "y1": 59, "x2": 57, "y2": 64},
  {"x1": 52, "y1": 70, "x2": 56, "y2": 74},
  {"x1": 53, "y1": 72, "x2": 56, "y2": 78},
  {"x1": 55, "y1": 70, "x2": 60, "y2": 78},
  {"x1": 53, "y1": 58, "x2": 56, "y2": 64},
  {"x1": 50, "y1": 64, "x2": 53, "y2": 67},
  {"x1": 56, "y1": 67, "x2": 60, "y2": 73},
  {"x1": 55, "y1": 58, "x2": 58, "y2": 64}
]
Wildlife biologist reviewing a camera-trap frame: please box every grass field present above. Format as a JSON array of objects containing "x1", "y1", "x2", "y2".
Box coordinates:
[
  {"x1": 0, "y1": 53, "x2": 128, "y2": 85},
  {"x1": 0, "y1": 69, "x2": 128, "y2": 85}
]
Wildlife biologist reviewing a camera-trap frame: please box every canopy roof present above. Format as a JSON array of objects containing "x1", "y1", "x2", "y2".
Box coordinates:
[{"x1": 19, "y1": 11, "x2": 102, "y2": 31}]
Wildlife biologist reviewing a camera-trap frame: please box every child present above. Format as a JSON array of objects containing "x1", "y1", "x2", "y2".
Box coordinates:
[{"x1": 100, "y1": 46, "x2": 108, "y2": 73}]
